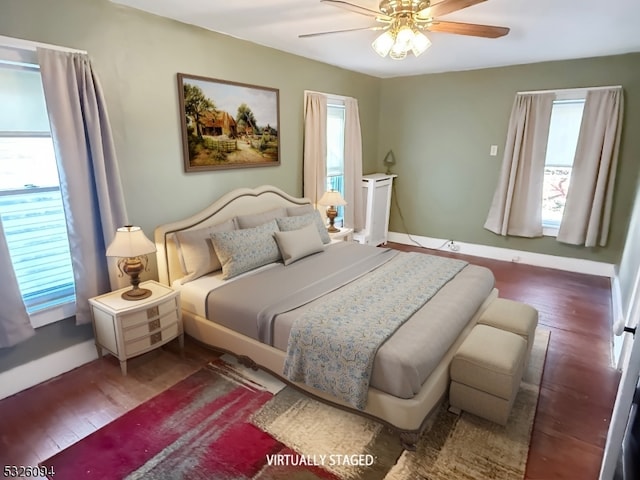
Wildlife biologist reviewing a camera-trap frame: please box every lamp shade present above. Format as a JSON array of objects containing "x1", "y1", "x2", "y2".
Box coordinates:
[
  {"x1": 411, "y1": 31, "x2": 431, "y2": 57},
  {"x1": 372, "y1": 31, "x2": 395, "y2": 57},
  {"x1": 106, "y1": 226, "x2": 156, "y2": 258},
  {"x1": 318, "y1": 190, "x2": 347, "y2": 207}
]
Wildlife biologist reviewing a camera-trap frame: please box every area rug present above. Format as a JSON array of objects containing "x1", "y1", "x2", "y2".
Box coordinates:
[{"x1": 44, "y1": 330, "x2": 549, "y2": 479}]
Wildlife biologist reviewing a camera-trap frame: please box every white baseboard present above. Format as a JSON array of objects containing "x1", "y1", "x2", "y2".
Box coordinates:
[
  {"x1": 388, "y1": 231, "x2": 616, "y2": 277},
  {"x1": 610, "y1": 275, "x2": 624, "y2": 368},
  {"x1": 0, "y1": 340, "x2": 98, "y2": 401}
]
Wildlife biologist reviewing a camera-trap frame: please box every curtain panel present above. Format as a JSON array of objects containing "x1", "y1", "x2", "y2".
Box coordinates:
[
  {"x1": 343, "y1": 97, "x2": 364, "y2": 231},
  {"x1": 37, "y1": 48, "x2": 128, "y2": 325},
  {"x1": 302, "y1": 92, "x2": 327, "y2": 206},
  {"x1": 484, "y1": 93, "x2": 554, "y2": 237},
  {"x1": 0, "y1": 218, "x2": 34, "y2": 348},
  {"x1": 557, "y1": 88, "x2": 624, "y2": 247}
]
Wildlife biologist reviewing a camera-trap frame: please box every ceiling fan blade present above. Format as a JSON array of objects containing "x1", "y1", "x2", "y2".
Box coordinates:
[
  {"x1": 428, "y1": 20, "x2": 509, "y2": 38},
  {"x1": 320, "y1": 0, "x2": 384, "y2": 18},
  {"x1": 299, "y1": 25, "x2": 386, "y2": 38},
  {"x1": 418, "y1": 0, "x2": 487, "y2": 19}
]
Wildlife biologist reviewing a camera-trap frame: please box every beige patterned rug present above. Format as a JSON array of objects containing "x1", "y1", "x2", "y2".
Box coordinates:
[{"x1": 251, "y1": 329, "x2": 550, "y2": 480}]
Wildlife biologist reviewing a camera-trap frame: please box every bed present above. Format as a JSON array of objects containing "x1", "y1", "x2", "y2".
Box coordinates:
[{"x1": 154, "y1": 185, "x2": 497, "y2": 448}]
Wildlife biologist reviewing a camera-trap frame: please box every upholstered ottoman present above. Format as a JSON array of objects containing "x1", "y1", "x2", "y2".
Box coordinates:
[
  {"x1": 449, "y1": 324, "x2": 527, "y2": 425},
  {"x1": 478, "y1": 298, "x2": 538, "y2": 367}
]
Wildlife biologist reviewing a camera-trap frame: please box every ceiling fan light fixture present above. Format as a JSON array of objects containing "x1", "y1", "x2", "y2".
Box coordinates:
[
  {"x1": 371, "y1": 8, "x2": 432, "y2": 60},
  {"x1": 308, "y1": 0, "x2": 511, "y2": 64},
  {"x1": 372, "y1": 30, "x2": 395, "y2": 57}
]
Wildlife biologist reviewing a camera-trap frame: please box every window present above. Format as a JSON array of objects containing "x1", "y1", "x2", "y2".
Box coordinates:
[
  {"x1": 0, "y1": 51, "x2": 75, "y2": 327},
  {"x1": 326, "y1": 102, "x2": 345, "y2": 226},
  {"x1": 541, "y1": 94, "x2": 585, "y2": 235}
]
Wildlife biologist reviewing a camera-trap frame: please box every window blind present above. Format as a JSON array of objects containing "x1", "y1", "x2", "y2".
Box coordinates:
[{"x1": 0, "y1": 187, "x2": 75, "y2": 312}]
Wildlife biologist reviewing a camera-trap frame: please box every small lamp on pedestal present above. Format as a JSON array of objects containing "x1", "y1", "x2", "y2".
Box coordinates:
[
  {"x1": 106, "y1": 225, "x2": 157, "y2": 301},
  {"x1": 318, "y1": 190, "x2": 347, "y2": 233}
]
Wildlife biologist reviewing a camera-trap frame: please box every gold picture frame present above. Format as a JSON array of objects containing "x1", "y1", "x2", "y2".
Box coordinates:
[{"x1": 177, "y1": 73, "x2": 280, "y2": 172}]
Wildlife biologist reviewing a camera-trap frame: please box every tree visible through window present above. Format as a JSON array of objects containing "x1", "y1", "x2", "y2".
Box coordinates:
[{"x1": 542, "y1": 97, "x2": 585, "y2": 232}]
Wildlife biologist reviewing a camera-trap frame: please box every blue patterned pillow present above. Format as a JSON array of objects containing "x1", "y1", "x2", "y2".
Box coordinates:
[
  {"x1": 211, "y1": 220, "x2": 281, "y2": 279},
  {"x1": 276, "y1": 211, "x2": 331, "y2": 244}
]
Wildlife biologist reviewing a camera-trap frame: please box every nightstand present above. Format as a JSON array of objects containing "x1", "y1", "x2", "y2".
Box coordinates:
[
  {"x1": 89, "y1": 280, "x2": 183, "y2": 375},
  {"x1": 329, "y1": 227, "x2": 354, "y2": 243}
]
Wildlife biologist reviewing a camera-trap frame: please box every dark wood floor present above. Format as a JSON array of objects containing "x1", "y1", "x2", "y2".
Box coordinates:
[
  {"x1": 391, "y1": 242, "x2": 620, "y2": 480},
  {"x1": 0, "y1": 243, "x2": 620, "y2": 479}
]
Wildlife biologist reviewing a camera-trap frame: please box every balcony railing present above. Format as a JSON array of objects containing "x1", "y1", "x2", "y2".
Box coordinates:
[{"x1": 0, "y1": 186, "x2": 75, "y2": 313}]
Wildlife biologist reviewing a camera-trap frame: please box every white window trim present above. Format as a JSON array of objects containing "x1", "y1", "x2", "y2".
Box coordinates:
[
  {"x1": 30, "y1": 302, "x2": 76, "y2": 328},
  {"x1": 0, "y1": 35, "x2": 86, "y2": 55},
  {"x1": 543, "y1": 226, "x2": 560, "y2": 237},
  {"x1": 304, "y1": 89, "x2": 350, "y2": 107}
]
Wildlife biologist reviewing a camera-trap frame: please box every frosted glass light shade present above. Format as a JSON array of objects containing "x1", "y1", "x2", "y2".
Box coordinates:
[
  {"x1": 396, "y1": 25, "x2": 415, "y2": 45},
  {"x1": 372, "y1": 31, "x2": 395, "y2": 57},
  {"x1": 411, "y1": 31, "x2": 432, "y2": 57},
  {"x1": 389, "y1": 42, "x2": 408, "y2": 60}
]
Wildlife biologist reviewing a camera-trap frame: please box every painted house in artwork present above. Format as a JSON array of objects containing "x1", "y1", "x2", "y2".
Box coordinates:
[{"x1": 201, "y1": 110, "x2": 237, "y2": 138}]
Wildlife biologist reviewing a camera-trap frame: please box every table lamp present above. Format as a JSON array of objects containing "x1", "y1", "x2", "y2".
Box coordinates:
[
  {"x1": 106, "y1": 225, "x2": 157, "y2": 300},
  {"x1": 318, "y1": 190, "x2": 347, "y2": 233}
]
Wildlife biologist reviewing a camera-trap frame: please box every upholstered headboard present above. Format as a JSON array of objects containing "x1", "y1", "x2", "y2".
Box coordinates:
[{"x1": 154, "y1": 185, "x2": 311, "y2": 285}]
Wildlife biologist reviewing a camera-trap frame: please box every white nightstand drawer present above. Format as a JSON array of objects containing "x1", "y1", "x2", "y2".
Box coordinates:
[
  {"x1": 125, "y1": 322, "x2": 179, "y2": 357},
  {"x1": 122, "y1": 310, "x2": 179, "y2": 341},
  {"x1": 120, "y1": 298, "x2": 178, "y2": 329},
  {"x1": 90, "y1": 280, "x2": 183, "y2": 375}
]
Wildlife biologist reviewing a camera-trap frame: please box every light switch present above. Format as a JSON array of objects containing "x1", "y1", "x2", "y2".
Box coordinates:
[{"x1": 490, "y1": 145, "x2": 498, "y2": 156}]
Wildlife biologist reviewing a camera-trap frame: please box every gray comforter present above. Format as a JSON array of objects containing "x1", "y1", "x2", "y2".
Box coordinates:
[{"x1": 206, "y1": 242, "x2": 495, "y2": 399}]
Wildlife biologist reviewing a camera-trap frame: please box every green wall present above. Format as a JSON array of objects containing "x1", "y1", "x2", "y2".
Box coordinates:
[
  {"x1": 377, "y1": 54, "x2": 640, "y2": 264},
  {"x1": 0, "y1": 0, "x2": 380, "y2": 372},
  {"x1": 1, "y1": 0, "x2": 381, "y2": 237}
]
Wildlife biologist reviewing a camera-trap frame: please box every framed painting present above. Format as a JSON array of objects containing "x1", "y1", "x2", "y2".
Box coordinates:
[{"x1": 177, "y1": 73, "x2": 280, "y2": 172}]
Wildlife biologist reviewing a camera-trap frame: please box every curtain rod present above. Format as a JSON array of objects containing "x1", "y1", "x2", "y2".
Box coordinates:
[
  {"x1": 0, "y1": 35, "x2": 87, "y2": 54},
  {"x1": 517, "y1": 85, "x2": 622, "y2": 95},
  {"x1": 304, "y1": 89, "x2": 353, "y2": 103}
]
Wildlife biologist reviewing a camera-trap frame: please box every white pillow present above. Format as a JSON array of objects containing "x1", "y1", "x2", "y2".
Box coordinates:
[
  {"x1": 276, "y1": 211, "x2": 331, "y2": 244},
  {"x1": 274, "y1": 223, "x2": 324, "y2": 265},
  {"x1": 235, "y1": 207, "x2": 288, "y2": 229},
  {"x1": 211, "y1": 220, "x2": 281, "y2": 279},
  {"x1": 174, "y1": 219, "x2": 235, "y2": 283},
  {"x1": 286, "y1": 204, "x2": 314, "y2": 216}
]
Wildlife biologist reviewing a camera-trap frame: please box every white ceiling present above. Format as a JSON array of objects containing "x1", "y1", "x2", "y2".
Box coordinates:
[{"x1": 111, "y1": 0, "x2": 640, "y2": 78}]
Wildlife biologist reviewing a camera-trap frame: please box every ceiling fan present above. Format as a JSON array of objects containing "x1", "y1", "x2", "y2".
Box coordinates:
[{"x1": 300, "y1": 0, "x2": 510, "y2": 60}]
